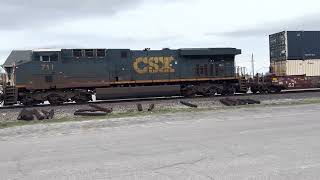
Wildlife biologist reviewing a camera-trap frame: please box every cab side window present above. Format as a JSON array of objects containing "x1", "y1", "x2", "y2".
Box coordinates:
[
  {"x1": 40, "y1": 56, "x2": 50, "y2": 62},
  {"x1": 37, "y1": 53, "x2": 59, "y2": 62}
]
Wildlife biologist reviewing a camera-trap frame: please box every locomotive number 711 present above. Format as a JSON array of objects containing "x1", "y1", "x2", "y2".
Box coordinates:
[{"x1": 41, "y1": 64, "x2": 54, "y2": 71}]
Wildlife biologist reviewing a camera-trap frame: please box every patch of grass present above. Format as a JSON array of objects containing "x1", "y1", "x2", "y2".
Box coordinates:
[
  {"x1": 0, "y1": 120, "x2": 43, "y2": 129},
  {"x1": 2, "y1": 98, "x2": 320, "y2": 129},
  {"x1": 263, "y1": 98, "x2": 320, "y2": 107}
]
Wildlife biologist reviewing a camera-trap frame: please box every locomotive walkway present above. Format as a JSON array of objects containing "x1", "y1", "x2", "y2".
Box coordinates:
[{"x1": 0, "y1": 103, "x2": 320, "y2": 179}]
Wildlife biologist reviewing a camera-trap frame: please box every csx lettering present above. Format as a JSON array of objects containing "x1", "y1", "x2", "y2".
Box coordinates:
[{"x1": 133, "y1": 57, "x2": 175, "y2": 74}]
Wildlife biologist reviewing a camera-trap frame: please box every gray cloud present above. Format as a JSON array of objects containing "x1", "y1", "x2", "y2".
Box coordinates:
[
  {"x1": 0, "y1": 0, "x2": 144, "y2": 29},
  {"x1": 210, "y1": 13, "x2": 320, "y2": 38}
]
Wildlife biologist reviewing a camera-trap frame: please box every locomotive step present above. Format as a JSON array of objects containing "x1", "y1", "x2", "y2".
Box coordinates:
[{"x1": 3, "y1": 86, "x2": 18, "y2": 105}]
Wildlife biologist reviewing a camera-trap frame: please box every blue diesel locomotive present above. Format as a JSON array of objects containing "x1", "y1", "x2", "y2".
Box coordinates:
[{"x1": 0, "y1": 48, "x2": 246, "y2": 105}]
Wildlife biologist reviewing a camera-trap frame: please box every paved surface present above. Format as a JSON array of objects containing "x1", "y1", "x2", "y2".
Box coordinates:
[{"x1": 1, "y1": 104, "x2": 320, "y2": 180}]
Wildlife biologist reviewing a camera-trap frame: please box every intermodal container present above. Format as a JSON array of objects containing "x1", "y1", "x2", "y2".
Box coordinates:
[
  {"x1": 270, "y1": 59, "x2": 320, "y2": 76},
  {"x1": 270, "y1": 31, "x2": 320, "y2": 61}
]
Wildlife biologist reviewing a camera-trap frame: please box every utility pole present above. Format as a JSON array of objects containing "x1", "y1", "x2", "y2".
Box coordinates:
[{"x1": 251, "y1": 53, "x2": 255, "y2": 78}]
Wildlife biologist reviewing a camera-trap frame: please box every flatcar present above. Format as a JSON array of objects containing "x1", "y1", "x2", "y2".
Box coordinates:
[
  {"x1": 250, "y1": 31, "x2": 320, "y2": 93},
  {"x1": 0, "y1": 48, "x2": 247, "y2": 105}
]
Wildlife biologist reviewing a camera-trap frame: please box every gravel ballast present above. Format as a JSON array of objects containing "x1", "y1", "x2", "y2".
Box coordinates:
[{"x1": 1, "y1": 90, "x2": 320, "y2": 124}]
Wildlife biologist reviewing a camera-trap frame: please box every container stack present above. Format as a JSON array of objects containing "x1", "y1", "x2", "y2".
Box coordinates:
[{"x1": 269, "y1": 31, "x2": 320, "y2": 76}]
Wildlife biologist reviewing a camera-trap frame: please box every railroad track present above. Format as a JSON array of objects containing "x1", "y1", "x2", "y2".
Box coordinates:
[
  {"x1": 0, "y1": 96, "x2": 184, "y2": 110},
  {"x1": 1, "y1": 88, "x2": 320, "y2": 110}
]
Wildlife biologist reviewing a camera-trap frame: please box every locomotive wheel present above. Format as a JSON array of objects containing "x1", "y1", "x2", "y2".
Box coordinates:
[
  {"x1": 75, "y1": 99, "x2": 87, "y2": 104},
  {"x1": 184, "y1": 89, "x2": 196, "y2": 98},
  {"x1": 24, "y1": 100, "x2": 36, "y2": 106},
  {"x1": 226, "y1": 88, "x2": 236, "y2": 96},
  {"x1": 21, "y1": 95, "x2": 38, "y2": 106},
  {"x1": 220, "y1": 88, "x2": 235, "y2": 96},
  {"x1": 181, "y1": 86, "x2": 196, "y2": 98},
  {"x1": 73, "y1": 93, "x2": 92, "y2": 104},
  {"x1": 75, "y1": 98, "x2": 90, "y2": 104},
  {"x1": 48, "y1": 94, "x2": 64, "y2": 105},
  {"x1": 216, "y1": 88, "x2": 224, "y2": 95},
  {"x1": 204, "y1": 88, "x2": 216, "y2": 97}
]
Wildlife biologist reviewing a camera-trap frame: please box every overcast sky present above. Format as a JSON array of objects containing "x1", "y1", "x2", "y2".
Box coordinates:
[{"x1": 1, "y1": 0, "x2": 320, "y2": 73}]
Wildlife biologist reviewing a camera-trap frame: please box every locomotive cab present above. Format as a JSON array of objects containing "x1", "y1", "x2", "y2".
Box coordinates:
[
  {"x1": 2, "y1": 50, "x2": 33, "y2": 86},
  {"x1": 1, "y1": 50, "x2": 33, "y2": 105},
  {"x1": 3, "y1": 66, "x2": 14, "y2": 86}
]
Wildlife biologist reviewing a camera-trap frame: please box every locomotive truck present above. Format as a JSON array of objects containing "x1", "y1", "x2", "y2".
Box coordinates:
[{"x1": 0, "y1": 48, "x2": 247, "y2": 106}]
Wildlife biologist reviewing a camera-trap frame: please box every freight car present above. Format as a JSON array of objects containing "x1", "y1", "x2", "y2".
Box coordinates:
[
  {"x1": 250, "y1": 31, "x2": 320, "y2": 93},
  {"x1": 0, "y1": 48, "x2": 247, "y2": 105},
  {"x1": 270, "y1": 31, "x2": 320, "y2": 76}
]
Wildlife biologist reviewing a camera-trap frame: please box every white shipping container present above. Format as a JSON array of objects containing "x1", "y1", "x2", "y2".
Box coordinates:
[
  {"x1": 305, "y1": 60, "x2": 320, "y2": 76},
  {"x1": 270, "y1": 61, "x2": 286, "y2": 75},
  {"x1": 286, "y1": 60, "x2": 304, "y2": 75},
  {"x1": 272, "y1": 59, "x2": 320, "y2": 76}
]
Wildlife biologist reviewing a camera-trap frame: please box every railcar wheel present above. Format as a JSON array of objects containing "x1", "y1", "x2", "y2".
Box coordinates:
[
  {"x1": 275, "y1": 87, "x2": 282, "y2": 93},
  {"x1": 260, "y1": 89, "x2": 269, "y2": 94},
  {"x1": 250, "y1": 87, "x2": 258, "y2": 94},
  {"x1": 269, "y1": 86, "x2": 282, "y2": 93}
]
